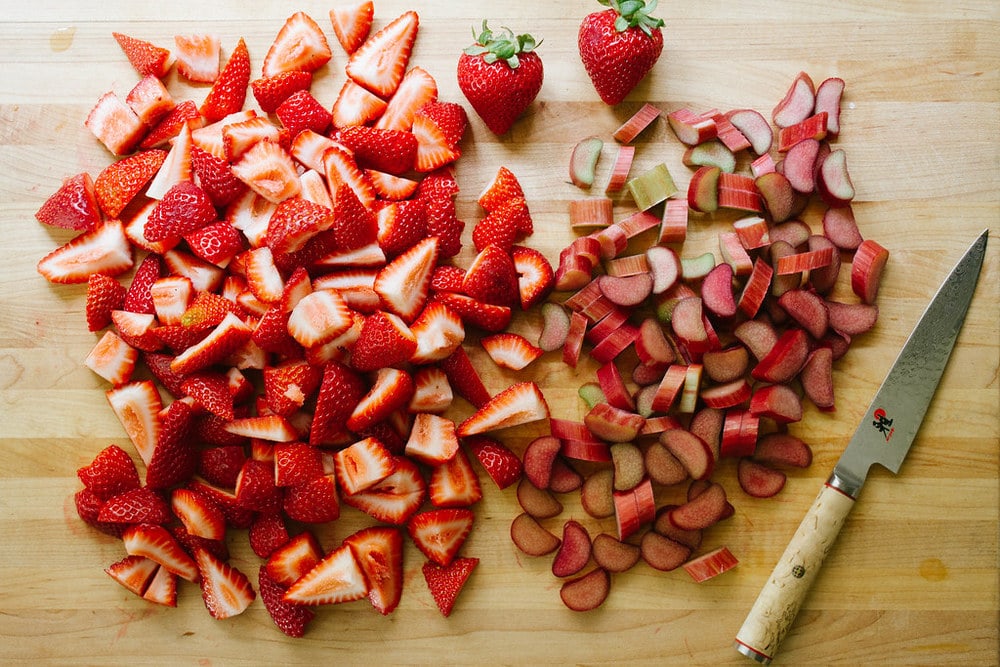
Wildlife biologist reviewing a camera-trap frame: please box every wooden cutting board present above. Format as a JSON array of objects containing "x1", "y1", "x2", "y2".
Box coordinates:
[{"x1": 1, "y1": 1, "x2": 996, "y2": 664}]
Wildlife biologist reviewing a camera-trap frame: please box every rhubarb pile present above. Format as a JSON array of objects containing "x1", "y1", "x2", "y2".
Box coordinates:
[{"x1": 39, "y1": 6, "x2": 557, "y2": 633}]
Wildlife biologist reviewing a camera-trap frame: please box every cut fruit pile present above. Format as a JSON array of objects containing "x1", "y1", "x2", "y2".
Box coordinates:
[
  {"x1": 41, "y1": 6, "x2": 556, "y2": 633},
  {"x1": 512, "y1": 70, "x2": 888, "y2": 609}
]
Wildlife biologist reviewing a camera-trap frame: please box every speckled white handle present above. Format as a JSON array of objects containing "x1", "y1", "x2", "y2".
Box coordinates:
[{"x1": 734, "y1": 482, "x2": 856, "y2": 664}]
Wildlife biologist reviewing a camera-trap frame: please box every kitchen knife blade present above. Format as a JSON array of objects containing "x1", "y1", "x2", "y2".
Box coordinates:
[{"x1": 733, "y1": 230, "x2": 989, "y2": 664}]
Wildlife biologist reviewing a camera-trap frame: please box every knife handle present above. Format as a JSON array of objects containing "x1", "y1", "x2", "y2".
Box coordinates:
[{"x1": 733, "y1": 481, "x2": 856, "y2": 664}]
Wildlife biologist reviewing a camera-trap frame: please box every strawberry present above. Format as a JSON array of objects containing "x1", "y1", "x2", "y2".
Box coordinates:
[
  {"x1": 429, "y1": 448, "x2": 483, "y2": 508},
  {"x1": 275, "y1": 90, "x2": 332, "y2": 139},
  {"x1": 170, "y1": 312, "x2": 253, "y2": 375},
  {"x1": 415, "y1": 167, "x2": 459, "y2": 201},
  {"x1": 259, "y1": 565, "x2": 315, "y2": 637},
  {"x1": 262, "y1": 11, "x2": 333, "y2": 77},
  {"x1": 323, "y1": 143, "x2": 375, "y2": 208},
  {"x1": 346, "y1": 10, "x2": 419, "y2": 98},
  {"x1": 198, "y1": 444, "x2": 247, "y2": 487},
  {"x1": 150, "y1": 274, "x2": 195, "y2": 325},
  {"x1": 404, "y1": 413, "x2": 459, "y2": 466},
  {"x1": 578, "y1": 0, "x2": 665, "y2": 106},
  {"x1": 456, "y1": 381, "x2": 550, "y2": 437},
  {"x1": 35, "y1": 173, "x2": 102, "y2": 231},
  {"x1": 465, "y1": 435, "x2": 523, "y2": 489},
  {"x1": 342, "y1": 455, "x2": 426, "y2": 524},
  {"x1": 415, "y1": 101, "x2": 468, "y2": 150},
  {"x1": 249, "y1": 512, "x2": 290, "y2": 559},
  {"x1": 374, "y1": 66, "x2": 438, "y2": 133},
  {"x1": 94, "y1": 150, "x2": 166, "y2": 220},
  {"x1": 85, "y1": 330, "x2": 139, "y2": 386},
  {"x1": 224, "y1": 117, "x2": 289, "y2": 162},
  {"x1": 183, "y1": 221, "x2": 244, "y2": 267},
  {"x1": 77, "y1": 444, "x2": 141, "y2": 501},
  {"x1": 142, "y1": 565, "x2": 179, "y2": 607},
  {"x1": 96, "y1": 486, "x2": 170, "y2": 525},
  {"x1": 195, "y1": 547, "x2": 256, "y2": 618},
  {"x1": 410, "y1": 114, "x2": 459, "y2": 173},
  {"x1": 37, "y1": 219, "x2": 133, "y2": 284},
  {"x1": 350, "y1": 311, "x2": 418, "y2": 372},
  {"x1": 409, "y1": 366, "x2": 453, "y2": 413},
  {"x1": 511, "y1": 245, "x2": 554, "y2": 309},
  {"x1": 407, "y1": 508, "x2": 474, "y2": 566},
  {"x1": 266, "y1": 530, "x2": 323, "y2": 586},
  {"x1": 231, "y1": 140, "x2": 302, "y2": 204},
  {"x1": 190, "y1": 145, "x2": 246, "y2": 208},
  {"x1": 336, "y1": 126, "x2": 418, "y2": 176},
  {"x1": 333, "y1": 436, "x2": 396, "y2": 495},
  {"x1": 75, "y1": 487, "x2": 124, "y2": 536},
  {"x1": 122, "y1": 523, "x2": 200, "y2": 581},
  {"x1": 146, "y1": 397, "x2": 198, "y2": 489},
  {"x1": 106, "y1": 380, "x2": 163, "y2": 465},
  {"x1": 171, "y1": 487, "x2": 226, "y2": 541},
  {"x1": 173, "y1": 34, "x2": 220, "y2": 83},
  {"x1": 181, "y1": 371, "x2": 235, "y2": 420},
  {"x1": 144, "y1": 181, "x2": 217, "y2": 243},
  {"x1": 123, "y1": 254, "x2": 161, "y2": 315},
  {"x1": 86, "y1": 274, "x2": 127, "y2": 331},
  {"x1": 477, "y1": 166, "x2": 525, "y2": 213},
  {"x1": 309, "y1": 360, "x2": 366, "y2": 446},
  {"x1": 235, "y1": 458, "x2": 283, "y2": 513},
  {"x1": 146, "y1": 124, "x2": 194, "y2": 200},
  {"x1": 481, "y1": 332, "x2": 544, "y2": 371},
  {"x1": 429, "y1": 265, "x2": 466, "y2": 294},
  {"x1": 287, "y1": 289, "x2": 354, "y2": 349},
  {"x1": 377, "y1": 199, "x2": 427, "y2": 258},
  {"x1": 373, "y1": 236, "x2": 438, "y2": 324},
  {"x1": 140, "y1": 100, "x2": 204, "y2": 150},
  {"x1": 408, "y1": 301, "x2": 465, "y2": 365},
  {"x1": 457, "y1": 22, "x2": 544, "y2": 136},
  {"x1": 251, "y1": 71, "x2": 313, "y2": 114},
  {"x1": 188, "y1": 478, "x2": 256, "y2": 528},
  {"x1": 329, "y1": 1, "x2": 374, "y2": 54},
  {"x1": 473, "y1": 197, "x2": 533, "y2": 253},
  {"x1": 367, "y1": 170, "x2": 419, "y2": 201},
  {"x1": 126, "y1": 74, "x2": 176, "y2": 127},
  {"x1": 113, "y1": 32, "x2": 173, "y2": 79},
  {"x1": 154, "y1": 322, "x2": 212, "y2": 353},
  {"x1": 423, "y1": 196, "x2": 464, "y2": 259},
  {"x1": 438, "y1": 345, "x2": 491, "y2": 409},
  {"x1": 346, "y1": 367, "x2": 414, "y2": 433},
  {"x1": 273, "y1": 442, "x2": 324, "y2": 488},
  {"x1": 85, "y1": 91, "x2": 146, "y2": 156},
  {"x1": 284, "y1": 543, "x2": 369, "y2": 606},
  {"x1": 343, "y1": 526, "x2": 404, "y2": 615},
  {"x1": 105, "y1": 554, "x2": 159, "y2": 597},
  {"x1": 265, "y1": 196, "x2": 334, "y2": 256},
  {"x1": 331, "y1": 79, "x2": 388, "y2": 129},
  {"x1": 263, "y1": 360, "x2": 323, "y2": 417},
  {"x1": 330, "y1": 183, "x2": 378, "y2": 250},
  {"x1": 283, "y1": 474, "x2": 340, "y2": 523},
  {"x1": 462, "y1": 244, "x2": 519, "y2": 308},
  {"x1": 182, "y1": 291, "x2": 239, "y2": 329},
  {"x1": 432, "y1": 292, "x2": 512, "y2": 333},
  {"x1": 422, "y1": 556, "x2": 478, "y2": 617}
]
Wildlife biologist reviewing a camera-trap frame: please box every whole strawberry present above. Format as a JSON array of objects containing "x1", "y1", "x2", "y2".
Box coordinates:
[
  {"x1": 578, "y1": 0, "x2": 665, "y2": 105},
  {"x1": 457, "y1": 22, "x2": 543, "y2": 136}
]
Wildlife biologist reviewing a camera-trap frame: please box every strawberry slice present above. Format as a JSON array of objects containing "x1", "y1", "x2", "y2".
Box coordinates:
[
  {"x1": 374, "y1": 66, "x2": 438, "y2": 133},
  {"x1": 170, "y1": 312, "x2": 253, "y2": 375},
  {"x1": 333, "y1": 436, "x2": 396, "y2": 495},
  {"x1": 37, "y1": 219, "x2": 133, "y2": 284},
  {"x1": 85, "y1": 91, "x2": 146, "y2": 156},
  {"x1": 408, "y1": 301, "x2": 465, "y2": 364},
  {"x1": 477, "y1": 166, "x2": 524, "y2": 213},
  {"x1": 258, "y1": 565, "x2": 315, "y2": 637},
  {"x1": 97, "y1": 486, "x2": 171, "y2": 525},
  {"x1": 422, "y1": 556, "x2": 478, "y2": 617},
  {"x1": 35, "y1": 172, "x2": 102, "y2": 231},
  {"x1": 336, "y1": 126, "x2": 418, "y2": 176},
  {"x1": 331, "y1": 79, "x2": 388, "y2": 129},
  {"x1": 276, "y1": 90, "x2": 332, "y2": 139},
  {"x1": 266, "y1": 531, "x2": 323, "y2": 586},
  {"x1": 367, "y1": 169, "x2": 419, "y2": 201},
  {"x1": 283, "y1": 474, "x2": 341, "y2": 523},
  {"x1": 200, "y1": 38, "x2": 251, "y2": 123},
  {"x1": 511, "y1": 245, "x2": 554, "y2": 310},
  {"x1": 342, "y1": 455, "x2": 426, "y2": 524},
  {"x1": 77, "y1": 443, "x2": 141, "y2": 501},
  {"x1": 249, "y1": 512, "x2": 290, "y2": 559},
  {"x1": 84, "y1": 330, "x2": 138, "y2": 386},
  {"x1": 140, "y1": 100, "x2": 203, "y2": 150},
  {"x1": 86, "y1": 273, "x2": 127, "y2": 331},
  {"x1": 146, "y1": 398, "x2": 198, "y2": 490},
  {"x1": 286, "y1": 289, "x2": 353, "y2": 349},
  {"x1": 310, "y1": 360, "x2": 366, "y2": 446},
  {"x1": 226, "y1": 414, "x2": 298, "y2": 443},
  {"x1": 428, "y1": 448, "x2": 483, "y2": 508},
  {"x1": 181, "y1": 371, "x2": 235, "y2": 420},
  {"x1": 346, "y1": 10, "x2": 419, "y2": 98},
  {"x1": 122, "y1": 523, "x2": 200, "y2": 581},
  {"x1": 263, "y1": 360, "x2": 323, "y2": 417},
  {"x1": 75, "y1": 487, "x2": 123, "y2": 536},
  {"x1": 272, "y1": 443, "x2": 324, "y2": 489},
  {"x1": 409, "y1": 366, "x2": 453, "y2": 413},
  {"x1": 94, "y1": 150, "x2": 167, "y2": 220},
  {"x1": 432, "y1": 292, "x2": 512, "y2": 333},
  {"x1": 414, "y1": 101, "x2": 468, "y2": 149},
  {"x1": 415, "y1": 166, "x2": 459, "y2": 201},
  {"x1": 423, "y1": 196, "x2": 464, "y2": 259},
  {"x1": 438, "y1": 345, "x2": 491, "y2": 408},
  {"x1": 144, "y1": 181, "x2": 217, "y2": 243},
  {"x1": 472, "y1": 197, "x2": 532, "y2": 252},
  {"x1": 481, "y1": 332, "x2": 543, "y2": 371},
  {"x1": 284, "y1": 543, "x2": 370, "y2": 605},
  {"x1": 265, "y1": 196, "x2": 334, "y2": 256},
  {"x1": 146, "y1": 123, "x2": 195, "y2": 201},
  {"x1": 125, "y1": 74, "x2": 175, "y2": 126},
  {"x1": 142, "y1": 565, "x2": 178, "y2": 607},
  {"x1": 105, "y1": 554, "x2": 159, "y2": 597},
  {"x1": 465, "y1": 435, "x2": 523, "y2": 489},
  {"x1": 184, "y1": 221, "x2": 244, "y2": 267},
  {"x1": 373, "y1": 236, "x2": 438, "y2": 323},
  {"x1": 405, "y1": 413, "x2": 460, "y2": 466},
  {"x1": 235, "y1": 458, "x2": 283, "y2": 513},
  {"x1": 263, "y1": 11, "x2": 333, "y2": 77},
  {"x1": 231, "y1": 139, "x2": 302, "y2": 204},
  {"x1": 347, "y1": 367, "x2": 414, "y2": 433},
  {"x1": 106, "y1": 380, "x2": 163, "y2": 465},
  {"x1": 430, "y1": 265, "x2": 466, "y2": 294},
  {"x1": 173, "y1": 34, "x2": 220, "y2": 83},
  {"x1": 462, "y1": 243, "x2": 519, "y2": 307},
  {"x1": 195, "y1": 547, "x2": 256, "y2": 618},
  {"x1": 329, "y1": 0, "x2": 374, "y2": 54},
  {"x1": 407, "y1": 508, "x2": 474, "y2": 567},
  {"x1": 170, "y1": 487, "x2": 226, "y2": 541},
  {"x1": 198, "y1": 445, "x2": 247, "y2": 487},
  {"x1": 456, "y1": 381, "x2": 550, "y2": 437},
  {"x1": 343, "y1": 525, "x2": 404, "y2": 615},
  {"x1": 351, "y1": 310, "x2": 418, "y2": 372},
  {"x1": 113, "y1": 32, "x2": 174, "y2": 79},
  {"x1": 377, "y1": 199, "x2": 428, "y2": 258},
  {"x1": 251, "y1": 70, "x2": 313, "y2": 114},
  {"x1": 411, "y1": 114, "x2": 460, "y2": 173}
]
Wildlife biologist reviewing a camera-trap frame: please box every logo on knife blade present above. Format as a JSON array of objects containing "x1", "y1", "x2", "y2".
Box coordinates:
[{"x1": 873, "y1": 408, "x2": 895, "y2": 441}]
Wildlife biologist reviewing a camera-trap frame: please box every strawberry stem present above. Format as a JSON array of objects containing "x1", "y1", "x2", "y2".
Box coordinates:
[
  {"x1": 600, "y1": 0, "x2": 665, "y2": 36},
  {"x1": 465, "y1": 20, "x2": 540, "y2": 69}
]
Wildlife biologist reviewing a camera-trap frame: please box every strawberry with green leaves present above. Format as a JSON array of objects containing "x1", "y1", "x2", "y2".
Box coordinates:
[
  {"x1": 578, "y1": 0, "x2": 665, "y2": 105},
  {"x1": 457, "y1": 22, "x2": 543, "y2": 136}
]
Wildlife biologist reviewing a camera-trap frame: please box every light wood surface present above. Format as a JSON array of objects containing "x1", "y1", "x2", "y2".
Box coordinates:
[{"x1": 1, "y1": 1, "x2": 997, "y2": 664}]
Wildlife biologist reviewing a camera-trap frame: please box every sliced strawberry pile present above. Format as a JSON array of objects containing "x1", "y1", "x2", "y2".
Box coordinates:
[{"x1": 43, "y1": 8, "x2": 561, "y2": 635}]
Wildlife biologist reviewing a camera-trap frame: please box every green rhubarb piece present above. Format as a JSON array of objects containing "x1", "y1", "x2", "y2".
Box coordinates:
[
  {"x1": 578, "y1": 382, "x2": 606, "y2": 409},
  {"x1": 626, "y1": 163, "x2": 677, "y2": 211}
]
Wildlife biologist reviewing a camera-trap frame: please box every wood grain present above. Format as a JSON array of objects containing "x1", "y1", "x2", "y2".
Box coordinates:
[{"x1": 0, "y1": 1, "x2": 997, "y2": 664}]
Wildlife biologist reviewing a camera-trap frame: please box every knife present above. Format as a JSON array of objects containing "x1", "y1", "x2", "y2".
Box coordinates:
[{"x1": 733, "y1": 230, "x2": 989, "y2": 664}]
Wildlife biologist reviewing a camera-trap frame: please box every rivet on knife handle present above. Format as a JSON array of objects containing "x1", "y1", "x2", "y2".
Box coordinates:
[{"x1": 733, "y1": 481, "x2": 856, "y2": 664}]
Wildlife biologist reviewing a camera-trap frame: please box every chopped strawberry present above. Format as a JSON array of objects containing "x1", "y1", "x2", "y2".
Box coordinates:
[
  {"x1": 465, "y1": 436, "x2": 522, "y2": 489},
  {"x1": 75, "y1": 487, "x2": 124, "y2": 536},
  {"x1": 336, "y1": 126, "x2": 418, "y2": 176},
  {"x1": 188, "y1": 478, "x2": 256, "y2": 528},
  {"x1": 284, "y1": 543, "x2": 369, "y2": 606},
  {"x1": 481, "y1": 332, "x2": 543, "y2": 371},
  {"x1": 438, "y1": 345, "x2": 490, "y2": 408},
  {"x1": 251, "y1": 70, "x2": 313, "y2": 114},
  {"x1": 462, "y1": 244, "x2": 519, "y2": 307},
  {"x1": 200, "y1": 38, "x2": 251, "y2": 122},
  {"x1": 342, "y1": 455, "x2": 426, "y2": 524},
  {"x1": 273, "y1": 442, "x2": 324, "y2": 488},
  {"x1": 231, "y1": 140, "x2": 302, "y2": 203},
  {"x1": 415, "y1": 167, "x2": 459, "y2": 201},
  {"x1": 195, "y1": 547, "x2": 256, "y2": 618},
  {"x1": 309, "y1": 360, "x2": 366, "y2": 446},
  {"x1": 411, "y1": 114, "x2": 460, "y2": 173},
  {"x1": 409, "y1": 366, "x2": 453, "y2": 413},
  {"x1": 323, "y1": 144, "x2": 375, "y2": 208},
  {"x1": 329, "y1": 0, "x2": 374, "y2": 54},
  {"x1": 171, "y1": 487, "x2": 226, "y2": 541},
  {"x1": 472, "y1": 197, "x2": 531, "y2": 253},
  {"x1": 150, "y1": 275, "x2": 195, "y2": 325},
  {"x1": 259, "y1": 565, "x2": 315, "y2": 637},
  {"x1": 374, "y1": 66, "x2": 438, "y2": 133},
  {"x1": 407, "y1": 508, "x2": 474, "y2": 566},
  {"x1": 153, "y1": 321, "x2": 212, "y2": 353},
  {"x1": 235, "y1": 458, "x2": 283, "y2": 513},
  {"x1": 346, "y1": 367, "x2": 414, "y2": 433},
  {"x1": 173, "y1": 34, "x2": 220, "y2": 83},
  {"x1": 326, "y1": 183, "x2": 376, "y2": 251},
  {"x1": 429, "y1": 265, "x2": 466, "y2": 294},
  {"x1": 224, "y1": 115, "x2": 288, "y2": 161},
  {"x1": 122, "y1": 523, "x2": 200, "y2": 581},
  {"x1": 94, "y1": 150, "x2": 166, "y2": 219},
  {"x1": 249, "y1": 512, "x2": 290, "y2": 559},
  {"x1": 429, "y1": 448, "x2": 483, "y2": 507},
  {"x1": 263, "y1": 360, "x2": 323, "y2": 417},
  {"x1": 184, "y1": 220, "x2": 244, "y2": 267},
  {"x1": 343, "y1": 525, "x2": 403, "y2": 615},
  {"x1": 283, "y1": 473, "x2": 341, "y2": 523},
  {"x1": 37, "y1": 219, "x2": 133, "y2": 284},
  {"x1": 456, "y1": 381, "x2": 549, "y2": 437},
  {"x1": 262, "y1": 11, "x2": 333, "y2": 77},
  {"x1": 243, "y1": 246, "x2": 285, "y2": 303},
  {"x1": 331, "y1": 79, "x2": 388, "y2": 129},
  {"x1": 143, "y1": 181, "x2": 217, "y2": 243},
  {"x1": 478, "y1": 166, "x2": 525, "y2": 214},
  {"x1": 408, "y1": 301, "x2": 465, "y2": 364},
  {"x1": 415, "y1": 101, "x2": 468, "y2": 149},
  {"x1": 106, "y1": 380, "x2": 163, "y2": 465},
  {"x1": 333, "y1": 436, "x2": 396, "y2": 495},
  {"x1": 198, "y1": 444, "x2": 247, "y2": 487},
  {"x1": 145, "y1": 397, "x2": 198, "y2": 489},
  {"x1": 276, "y1": 90, "x2": 332, "y2": 139},
  {"x1": 86, "y1": 273, "x2": 127, "y2": 331},
  {"x1": 266, "y1": 530, "x2": 323, "y2": 586},
  {"x1": 346, "y1": 10, "x2": 419, "y2": 98},
  {"x1": 84, "y1": 330, "x2": 139, "y2": 386},
  {"x1": 85, "y1": 91, "x2": 146, "y2": 156},
  {"x1": 372, "y1": 236, "x2": 438, "y2": 322},
  {"x1": 190, "y1": 145, "x2": 246, "y2": 208},
  {"x1": 367, "y1": 170, "x2": 419, "y2": 201},
  {"x1": 105, "y1": 554, "x2": 159, "y2": 597},
  {"x1": 142, "y1": 564, "x2": 179, "y2": 607},
  {"x1": 423, "y1": 196, "x2": 464, "y2": 259},
  {"x1": 112, "y1": 310, "x2": 161, "y2": 353},
  {"x1": 267, "y1": 198, "x2": 334, "y2": 258},
  {"x1": 77, "y1": 443, "x2": 141, "y2": 501},
  {"x1": 351, "y1": 310, "x2": 418, "y2": 372},
  {"x1": 140, "y1": 100, "x2": 204, "y2": 150},
  {"x1": 287, "y1": 289, "x2": 353, "y2": 349},
  {"x1": 511, "y1": 245, "x2": 554, "y2": 310},
  {"x1": 170, "y1": 311, "x2": 253, "y2": 375},
  {"x1": 432, "y1": 292, "x2": 512, "y2": 333},
  {"x1": 113, "y1": 32, "x2": 173, "y2": 79},
  {"x1": 146, "y1": 124, "x2": 194, "y2": 200},
  {"x1": 405, "y1": 413, "x2": 459, "y2": 466},
  {"x1": 422, "y1": 556, "x2": 478, "y2": 617},
  {"x1": 181, "y1": 371, "x2": 235, "y2": 420},
  {"x1": 123, "y1": 254, "x2": 161, "y2": 315},
  {"x1": 126, "y1": 75, "x2": 176, "y2": 127},
  {"x1": 35, "y1": 172, "x2": 102, "y2": 231},
  {"x1": 96, "y1": 486, "x2": 170, "y2": 525},
  {"x1": 171, "y1": 522, "x2": 230, "y2": 562}
]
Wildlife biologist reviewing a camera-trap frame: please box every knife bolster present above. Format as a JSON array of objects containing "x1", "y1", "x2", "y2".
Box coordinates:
[{"x1": 734, "y1": 481, "x2": 856, "y2": 663}]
